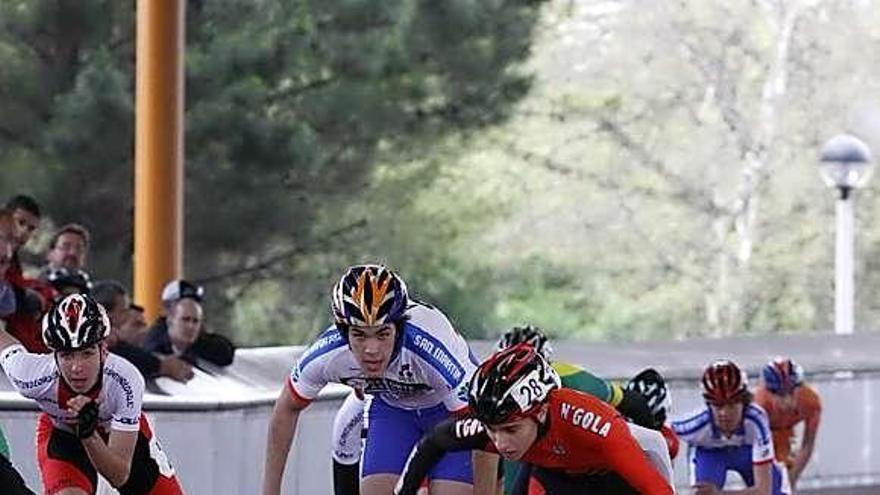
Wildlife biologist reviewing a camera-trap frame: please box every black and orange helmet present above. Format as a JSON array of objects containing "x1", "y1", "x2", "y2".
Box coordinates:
[
  {"x1": 331, "y1": 264, "x2": 409, "y2": 328},
  {"x1": 702, "y1": 359, "x2": 749, "y2": 405}
]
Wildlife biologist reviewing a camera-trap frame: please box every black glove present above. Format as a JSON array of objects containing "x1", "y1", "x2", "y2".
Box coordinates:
[
  {"x1": 626, "y1": 368, "x2": 670, "y2": 429},
  {"x1": 76, "y1": 401, "x2": 99, "y2": 439},
  {"x1": 618, "y1": 387, "x2": 660, "y2": 430}
]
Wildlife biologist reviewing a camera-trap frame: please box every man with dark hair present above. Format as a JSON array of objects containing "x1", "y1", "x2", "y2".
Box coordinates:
[
  {"x1": 4, "y1": 195, "x2": 40, "y2": 258},
  {"x1": 2, "y1": 196, "x2": 41, "y2": 282},
  {"x1": 0, "y1": 207, "x2": 53, "y2": 353},
  {"x1": 40, "y1": 223, "x2": 91, "y2": 281},
  {"x1": 4, "y1": 195, "x2": 41, "y2": 218},
  {"x1": 92, "y1": 281, "x2": 194, "y2": 382},
  {"x1": 143, "y1": 279, "x2": 235, "y2": 367}
]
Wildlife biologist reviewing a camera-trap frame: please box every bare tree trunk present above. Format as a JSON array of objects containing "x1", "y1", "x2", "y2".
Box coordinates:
[{"x1": 722, "y1": 1, "x2": 802, "y2": 334}]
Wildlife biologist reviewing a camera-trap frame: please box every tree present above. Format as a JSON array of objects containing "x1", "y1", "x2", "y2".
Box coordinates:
[
  {"x1": 481, "y1": 0, "x2": 880, "y2": 338},
  {"x1": 0, "y1": 0, "x2": 548, "y2": 342}
]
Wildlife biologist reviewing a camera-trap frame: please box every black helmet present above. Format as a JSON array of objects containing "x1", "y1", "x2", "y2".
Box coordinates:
[
  {"x1": 42, "y1": 293, "x2": 110, "y2": 351},
  {"x1": 468, "y1": 343, "x2": 560, "y2": 425},
  {"x1": 46, "y1": 267, "x2": 93, "y2": 294},
  {"x1": 495, "y1": 325, "x2": 553, "y2": 360}
]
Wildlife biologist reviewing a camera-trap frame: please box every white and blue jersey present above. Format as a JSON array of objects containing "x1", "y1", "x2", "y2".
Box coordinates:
[
  {"x1": 288, "y1": 302, "x2": 478, "y2": 482},
  {"x1": 288, "y1": 302, "x2": 476, "y2": 411},
  {"x1": 672, "y1": 404, "x2": 789, "y2": 495}
]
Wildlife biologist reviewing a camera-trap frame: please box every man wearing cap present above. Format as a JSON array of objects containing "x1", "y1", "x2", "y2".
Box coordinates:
[
  {"x1": 142, "y1": 279, "x2": 235, "y2": 367},
  {"x1": 93, "y1": 281, "x2": 196, "y2": 382}
]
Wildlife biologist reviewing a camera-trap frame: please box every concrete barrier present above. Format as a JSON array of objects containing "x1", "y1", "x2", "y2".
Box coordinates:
[{"x1": 1, "y1": 335, "x2": 879, "y2": 494}]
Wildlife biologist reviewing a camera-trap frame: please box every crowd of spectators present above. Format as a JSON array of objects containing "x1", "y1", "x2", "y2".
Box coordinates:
[{"x1": 0, "y1": 194, "x2": 235, "y2": 385}]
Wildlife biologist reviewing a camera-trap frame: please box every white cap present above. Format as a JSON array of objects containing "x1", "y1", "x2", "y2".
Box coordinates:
[{"x1": 161, "y1": 279, "x2": 204, "y2": 304}]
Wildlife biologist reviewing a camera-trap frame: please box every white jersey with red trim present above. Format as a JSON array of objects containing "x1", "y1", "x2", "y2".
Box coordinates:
[
  {"x1": 672, "y1": 403, "x2": 775, "y2": 464},
  {"x1": 0, "y1": 344, "x2": 144, "y2": 433},
  {"x1": 289, "y1": 302, "x2": 477, "y2": 411}
]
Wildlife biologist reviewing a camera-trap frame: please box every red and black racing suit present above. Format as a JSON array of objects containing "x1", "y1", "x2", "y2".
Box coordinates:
[{"x1": 395, "y1": 387, "x2": 673, "y2": 495}]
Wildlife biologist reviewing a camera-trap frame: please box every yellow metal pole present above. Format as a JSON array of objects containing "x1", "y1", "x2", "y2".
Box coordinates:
[{"x1": 134, "y1": 0, "x2": 185, "y2": 322}]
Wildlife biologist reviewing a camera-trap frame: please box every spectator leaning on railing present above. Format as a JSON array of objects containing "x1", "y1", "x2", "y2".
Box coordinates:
[
  {"x1": 92, "y1": 281, "x2": 195, "y2": 382},
  {"x1": 143, "y1": 279, "x2": 235, "y2": 367}
]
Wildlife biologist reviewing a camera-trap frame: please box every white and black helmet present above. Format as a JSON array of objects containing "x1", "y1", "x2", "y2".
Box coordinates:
[
  {"x1": 626, "y1": 368, "x2": 670, "y2": 425},
  {"x1": 469, "y1": 343, "x2": 561, "y2": 425},
  {"x1": 495, "y1": 325, "x2": 553, "y2": 360},
  {"x1": 42, "y1": 293, "x2": 111, "y2": 351}
]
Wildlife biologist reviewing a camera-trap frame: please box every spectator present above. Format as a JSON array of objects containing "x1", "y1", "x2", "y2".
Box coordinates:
[
  {"x1": 92, "y1": 281, "x2": 195, "y2": 382},
  {"x1": 123, "y1": 303, "x2": 149, "y2": 348},
  {"x1": 0, "y1": 207, "x2": 53, "y2": 353},
  {"x1": 143, "y1": 279, "x2": 235, "y2": 367},
  {"x1": 0, "y1": 232, "x2": 15, "y2": 319},
  {"x1": 3, "y1": 195, "x2": 41, "y2": 276},
  {"x1": 39, "y1": 223, "x2": 90, "y2": 280}
]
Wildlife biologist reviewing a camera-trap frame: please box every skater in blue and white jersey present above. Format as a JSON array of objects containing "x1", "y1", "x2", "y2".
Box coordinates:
[
  {"x1": 673, "y1": 360, "x2": 790, "y2": 495},
  {"x1": 262, "y1": 264, "x2": 480, "y2": 495}
]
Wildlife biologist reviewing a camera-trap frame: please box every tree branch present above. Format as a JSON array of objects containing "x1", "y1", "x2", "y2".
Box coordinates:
[
  {"x1": 596, "y1": 116, "x2": 728, "y2": 217},
  {"x1": 194, "y1": 218, "x2": 368, "y2": 284}
]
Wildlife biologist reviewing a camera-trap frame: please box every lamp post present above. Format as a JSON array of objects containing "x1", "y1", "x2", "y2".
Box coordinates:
[{"x1": 818, "y1": 134, "x2": 874, "y2": 335}]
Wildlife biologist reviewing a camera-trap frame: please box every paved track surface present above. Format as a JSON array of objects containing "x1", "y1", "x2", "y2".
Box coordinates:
[{"x1": 801, "y1": 488, "x2": 879, "y2": 495}]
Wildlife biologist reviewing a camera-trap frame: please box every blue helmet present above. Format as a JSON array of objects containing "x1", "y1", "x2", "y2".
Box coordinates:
[{"x1": 762, "y1": 357, "x2": 803, "y2": 394}]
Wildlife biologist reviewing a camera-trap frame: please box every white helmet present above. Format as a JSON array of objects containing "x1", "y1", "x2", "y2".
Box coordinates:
[{"x1": 42, "y1": 293, "x2": 110, "y2": 351}]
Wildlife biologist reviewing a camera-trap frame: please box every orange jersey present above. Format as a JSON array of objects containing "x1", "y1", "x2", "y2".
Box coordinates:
[
  {"x1": 515, "y1": 388, "x2": 673, "y2": 495},
  {"x1": 753, "y1": 384, "x2": 821, "y2": 462}
]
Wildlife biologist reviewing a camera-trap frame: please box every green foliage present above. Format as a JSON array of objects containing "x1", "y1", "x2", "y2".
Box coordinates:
[
  {"x1": 7, "y1": 0, "x2": 879, "y2": 345},
  {"x1": 0, "y1": 0, "x2": 547, "y2": 343}
]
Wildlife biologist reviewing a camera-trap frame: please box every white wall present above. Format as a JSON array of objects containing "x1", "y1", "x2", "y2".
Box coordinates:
[{"x1": 2, "y1": 350, "x2": 879, "y2": 494}]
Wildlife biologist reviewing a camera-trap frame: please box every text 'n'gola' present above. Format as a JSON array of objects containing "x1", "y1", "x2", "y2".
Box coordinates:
[{"x1": 560, "y1": 402, "x2": 612, "y2": 438}]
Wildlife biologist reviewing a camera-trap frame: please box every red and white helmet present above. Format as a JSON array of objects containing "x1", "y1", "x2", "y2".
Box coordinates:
[
  {"x1": 468, "y1": 343, "x2": 561, "y2": 425},
  {"x1": 42, "y1": 293, "x2": 110, "y2": 351},
  {"x1": 702, "y1": 359, "x2": 749, "y2": 404}
]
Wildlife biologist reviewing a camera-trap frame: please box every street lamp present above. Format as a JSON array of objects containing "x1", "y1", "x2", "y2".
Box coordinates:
[{"x1": 818, "y1": 133, "x2": 874, "y2": 335}]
